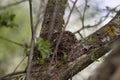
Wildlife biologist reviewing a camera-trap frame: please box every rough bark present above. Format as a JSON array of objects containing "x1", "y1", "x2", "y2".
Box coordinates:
[
  {"x1": 88, "y1": 38, "x2": 120, "y2": 80},
  {"x1": 40, "y1": 0, "x2": 67, "y2": 41},
  {"x1": 31, "y1": 0, "x2": 120, "y2": 79}
]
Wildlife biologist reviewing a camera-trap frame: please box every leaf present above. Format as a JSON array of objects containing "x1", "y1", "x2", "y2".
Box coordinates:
[
  {"x1": 86, "y1": 5, "x2": 90, "y2": 9},
  {"x1": 29, "y1": 0, "x2": 32, "y2": 2},
  {"x1": 60, "y1": 0, "x2": 66, "y2": 7},
  {"x1": 48, "y1": 0, "x2": 56, "y2": 7},
  {"x1": 36, "y1": 37, "x2": 51, "y2": 64},
  {"x1": 104, "y1": 26, "x2": 116, "y2": 37},
  {"x1": 0, "y1": 11, "x2": 17, "y2": 28},
  {"x1": 13, "y1": 75, "x2": 24, "y2": 80},
  {"x1": 90, "y1": 50, "x2": 99, "y2": 61},
  {"x1": 86, "y1": 36, "x2": 96, "y2": 43},
  {"x1": 62, "y1": 52, "x2": 68, "y2": 64},
  {"x1": 10, "y1": 14, "x2": 16, "y2": 21}
]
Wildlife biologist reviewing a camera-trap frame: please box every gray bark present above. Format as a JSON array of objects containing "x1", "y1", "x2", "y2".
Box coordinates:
[{"x1": 31, "y1": 0, "x2": 120, "y2": 79}]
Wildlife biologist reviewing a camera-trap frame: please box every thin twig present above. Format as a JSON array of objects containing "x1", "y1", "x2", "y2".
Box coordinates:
[
  {"x1": 0, "y1": 0, "x2": 27, "y2": 10},
  {"x1": 13, "y1": 56, "x2": 27, "y2": 73},
  {"x1": 0, "y1": 36, "x2": 25, "y2": 47},
  {"x1": 69, "y1": 0, "x2": 83, "y2": 20},
  {"x1": 74, "y1": 5, "x2": 120, "y2": 34},
  {"x1": 0, "y1": 70, "x2": 26, "y2": 80},
  {"x1": 34, "y1": 0, "x2": 46, "y2": 32},
  {"x1": 68, "y1": 2, "x2": 72, "y2": 11},
  {"x1": 26, "y1": 0, "x2": 35, "y2": 80},
  {"x1": 82, "y1": 0, "x2": 88, "y2": 28},
  {"x1": 50, "y1": 0, "x2": 78, "y2": 66}
]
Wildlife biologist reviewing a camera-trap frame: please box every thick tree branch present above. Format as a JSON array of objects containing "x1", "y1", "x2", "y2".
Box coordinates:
[
  {"x1": 1, "y1": 7, "x2": 120, "y2": 80},
  {"x1": 50, "y1": 0, "x2": 78, "y2": 67},
  {"x1": 31, "y1": 9, "x2": 120, "y2": 80},
  {"x1": 88, "y1": 38, "x2": 120, "y2": 80}
]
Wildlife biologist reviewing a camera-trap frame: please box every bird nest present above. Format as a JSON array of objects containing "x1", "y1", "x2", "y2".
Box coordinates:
[
  {"x1": 50, "y1": 31, "x2": 78, "y2": 56},
  {"x1": 33, "y1": 31, "x2": 78, "y2": 64}
]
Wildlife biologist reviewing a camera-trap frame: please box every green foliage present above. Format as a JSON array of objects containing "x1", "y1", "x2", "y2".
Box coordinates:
[
  {"x1": 90, "y1": 50, "x2": 99, "y2": 61},
  {"x1": 86, "y1": 4, "x2": 90, "y2": 9},
  {"x1": 12, "y1": 75, "x2": 25, "y2": 80},
  {"x1": 36, "y1": 37, "x2": 51, "y2": 64},
  {"x1": 29, "y1": 0, "x2": 32, "y2": 2},
  {"x1": 86, "y1": 36, "x2": 96, "y2": 43},
  {"x1": 0, "y1": 1, "x2": 30, "y2": 74},
  {"x1": 60, "y1": 0, "x2": 66, "y2": 6},
  {"x1": 48, "y1": 0, "x2": 66, "y2": 7},
  {"x1": 62, "y1": 52, "x2": 68, "y2": 64},
  {"x1": 0, "y1": 11, "x2": 17, "y2": 28}
]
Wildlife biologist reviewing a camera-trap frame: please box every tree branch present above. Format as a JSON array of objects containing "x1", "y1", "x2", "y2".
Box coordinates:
[
  {"x1": 74, "y1": 4, "x2": 120, "y2": 34},
  {"x1": 31, "y1": 10, "x2": 120, "y2": 80},
  {"x1": 50, "y1": 0, "x2": 78, "y2": 66},
  {"x1": 0, "y1": 36, "x2": 25, "y2": 47},
  {"x1": 88, "y1": 38, "x2": 120, "y2": 80},
  {"x1": 13, "y1": 56, "x2": 26, "y2": 73},
  {"x1": 26, "y1": 0, "x2": 35, "y2": 80},
  {"x1": 0, "y1": 70, "x2": 26, "y2": 80},
  {"x1": 81, "y1": 0, "x2": 88, "y2": 28},
  {"x1": 0, "y1": 0, "x2": 27, "y2": 10}
]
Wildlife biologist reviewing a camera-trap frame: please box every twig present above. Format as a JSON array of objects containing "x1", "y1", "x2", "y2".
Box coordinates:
[
  {"x1": 0, "y1": 0, "x2": 27, "y2": 10},
  {"x1": 13, "y1": 56, "x2": 27, "y2": 73},
  {"x1": 74, "y1": 5, "x2": 120, "y2": 34},
  {"x1": 68, "y1": 2, "x2": 72, "y2": 11},
  {"x1": 34, "y1": 1, "x2": 46, "y2": 32},
  {"x1": 26, "y1": 0, "x2": 35, "y2": 80},
  {"x1": 68, "y1": 0, "x2": 87, "y2": 38},
  {"x1": 0, "y1": 36, "x2": 25, "y2": 47},
  {"x1": 69, "y1": 0, "x2": 83, "y2": 21},
  {"x1": 0, "y1": 70, "x2": 26, "y2": 80},
  {"x1": 50, "y1": 0, "x2": 78, "y2": 66},
  {"x1": 82, "y1": 0, "x2": 88, "y2": 28}
]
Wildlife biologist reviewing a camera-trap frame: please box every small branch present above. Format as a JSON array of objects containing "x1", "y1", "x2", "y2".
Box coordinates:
[
  {"x1": 50, "y1": 0, "x2": 78, "y2": 66},
  {"x1": 0, "y1": 0, "x2": 27, "y2": 10},
  {"x1": 69, "y1": 0, "x2": 88, "y2": 28},
  {"x1": 34, "y1": 1, "x2": 46, "y2": 32},
  {"x1": 13, "y1": 56, "x2": 27, "y2": 73},
  {"x1": 26, "y1": 0, "x2": 35, "y2": 80},
  {"x1": 0, "y1": 70, "x2": 26, "y2": 80},
  {"x1": 0, "y1": 36, "x2": 25, "y2": 47},
  {"x1": 81, "y1": 0, "x2": 88, "y2": 28},
  {"x1": 74, "y1": 5, "x2": 120, "y2": 34}
]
